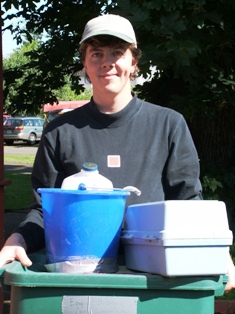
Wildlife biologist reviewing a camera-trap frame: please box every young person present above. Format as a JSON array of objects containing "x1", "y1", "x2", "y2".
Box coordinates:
[{"x1": 2, "y1": 14, "x2": 230, "y2": 284}]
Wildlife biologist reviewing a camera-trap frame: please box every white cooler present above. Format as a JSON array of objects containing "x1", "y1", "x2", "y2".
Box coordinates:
[{"x1": 121, "y1": 200, "x2": 233, "y2": 277}]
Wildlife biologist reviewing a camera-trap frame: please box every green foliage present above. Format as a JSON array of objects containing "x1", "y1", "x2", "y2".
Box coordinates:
[
  {"x1": 2, "y1": 0, "x2": 110, "y2": 112},
  {"x1": 3, "y1": 41, "x2": 92, "y2": 115},
  {"x1": 53, "y1": 79, "x2": 92, "y2": 101},
  {"x1": 201, "y1": 175, "x2": 223, "y2": 199},
  {"x1": 216, "y1": 288, "x2": 235, "y2": 302},
  {"x1": 201, "y1": 164, "x2": 235, "y2": 237},
  {"x1": 3, "y1": 0, "x2": 235, "y2": 116},
  {"x1": 112, "y1": 0, "x2": 235, "y2": 119},
  {"x1": 3, "y1": 40, "x2": 43, "y2": 115}
]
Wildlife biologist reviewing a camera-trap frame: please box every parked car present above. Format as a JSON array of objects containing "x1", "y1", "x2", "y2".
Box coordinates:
[{"x1": 3, "y1": 116, "x2": 44, "y2": 145}]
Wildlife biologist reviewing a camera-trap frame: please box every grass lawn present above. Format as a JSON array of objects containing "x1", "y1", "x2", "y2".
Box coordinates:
[
  {"x1": 4, "y1": 172, "x2": 33, "y2": 212},
  {"x1": 4, "y1": 154, "x2": 35, "y2": 164},
  {"x1": 4, "y1": 154, "x2": 35, "y2": 211}
]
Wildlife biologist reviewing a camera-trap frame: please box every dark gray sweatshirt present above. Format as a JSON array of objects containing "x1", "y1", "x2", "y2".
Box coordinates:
[{"x1": 16, "y1": 94, "x2": 202, "y2": 251}]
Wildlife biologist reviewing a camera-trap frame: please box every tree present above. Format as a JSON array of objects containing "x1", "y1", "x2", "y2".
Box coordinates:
[
  {"x1": 3, "y1": 39, "x2": 42, "y2": 115},
  {"x1": 112, "y1": 0, "x2": 235, "y2": 167},
  {"x1": 2, "y1": 0, "x2": 111, "y2": 111},
  {"x1": 3, "y1": 40, "x2": 92, "y2": 115},
  {"x1": 3, "y1": 1, "x2": 234, "y2": 124}
]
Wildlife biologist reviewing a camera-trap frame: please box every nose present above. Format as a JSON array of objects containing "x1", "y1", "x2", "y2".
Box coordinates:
[{"x1": 101, "y1": 52, "x2": 114, "y2": 68}]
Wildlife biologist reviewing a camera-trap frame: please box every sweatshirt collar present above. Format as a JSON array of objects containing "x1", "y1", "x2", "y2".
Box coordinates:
[{"x1": 84, "y1": 93, "x2": 142, "y2": 128}]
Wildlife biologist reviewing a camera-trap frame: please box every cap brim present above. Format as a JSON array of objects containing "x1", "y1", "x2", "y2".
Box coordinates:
[{"x1": 80, "y1": 31, "x2": 136, "y2": 46}]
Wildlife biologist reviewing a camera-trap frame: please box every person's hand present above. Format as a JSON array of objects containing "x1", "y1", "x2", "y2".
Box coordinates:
[
  {"x1": 0, "y1": 233, "x2": 32, "y2": 268},
  {"x1": 225, "y1": 254, "x2": 235, "y2": 291}
]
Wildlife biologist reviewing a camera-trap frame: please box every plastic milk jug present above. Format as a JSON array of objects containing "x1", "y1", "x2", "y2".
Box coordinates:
[{"x1": 61, "y1": 162, "x2": 113, "y2": 190}]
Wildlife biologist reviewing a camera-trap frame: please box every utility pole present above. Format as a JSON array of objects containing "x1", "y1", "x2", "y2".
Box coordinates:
[{"x1": 0, "y1": 3, "x2": 11, "y2": 312}]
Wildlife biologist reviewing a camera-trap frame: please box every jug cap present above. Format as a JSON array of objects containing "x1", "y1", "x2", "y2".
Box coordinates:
[{"x1": 82, "y1": 162, "x2": 98, "y2": 171}]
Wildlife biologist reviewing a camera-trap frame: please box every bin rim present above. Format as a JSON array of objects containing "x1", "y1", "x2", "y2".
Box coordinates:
[{"x1": 1, "y1": 259, "x2": 228, "y2": 293}]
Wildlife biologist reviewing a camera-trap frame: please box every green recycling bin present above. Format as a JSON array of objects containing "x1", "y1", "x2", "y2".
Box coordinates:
[{"x1": 0, "y1": 254, "x2": 227, "y2": 314}]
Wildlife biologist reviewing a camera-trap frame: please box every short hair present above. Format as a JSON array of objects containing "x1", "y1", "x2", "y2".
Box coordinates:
[{"x1": 79, "y1": 35, "x2": 142, "y2": 83}]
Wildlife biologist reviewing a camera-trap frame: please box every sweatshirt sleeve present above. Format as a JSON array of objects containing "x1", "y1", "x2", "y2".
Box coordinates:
[{"x1": 162, "y1": 115, "x2": 203, "y2": 200}]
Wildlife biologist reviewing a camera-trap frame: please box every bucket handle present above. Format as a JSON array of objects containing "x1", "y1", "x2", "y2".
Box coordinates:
[{"x1": 78, "y1": 184, "x2": 141, "y2": 196}]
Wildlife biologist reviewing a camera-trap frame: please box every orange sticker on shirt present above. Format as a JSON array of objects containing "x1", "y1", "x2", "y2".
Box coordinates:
[{"x1": 107, "y1": 155, "x2": 121, "y2": 168}]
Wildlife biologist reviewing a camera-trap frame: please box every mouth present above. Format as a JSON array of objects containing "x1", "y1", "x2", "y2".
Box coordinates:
[{"x1": 100, "y1": 73, "x2": 118, "y2": 78}]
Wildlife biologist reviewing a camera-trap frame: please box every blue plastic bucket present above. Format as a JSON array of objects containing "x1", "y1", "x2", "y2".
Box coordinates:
[{"x1": 37, "y1": 188, "x2": 130, "y2": 272}]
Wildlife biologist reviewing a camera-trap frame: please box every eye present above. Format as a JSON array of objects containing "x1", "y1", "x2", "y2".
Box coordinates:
[
  {"x1": 113, "y1": 50, "x2": 124, "y2": 57},
  {"x1": 91, "y1": 52, "x2": 102, "y2": 58}
]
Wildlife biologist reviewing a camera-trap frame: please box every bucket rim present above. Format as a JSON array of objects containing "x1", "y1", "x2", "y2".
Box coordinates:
[{"x1": 37, "y1": 188, "x2": 130, "y2": 196}]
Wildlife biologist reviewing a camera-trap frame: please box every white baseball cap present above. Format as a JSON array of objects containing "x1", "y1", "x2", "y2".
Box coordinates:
[{"x1": 80, "y1": 14, "x2": 137, "y2": 47}]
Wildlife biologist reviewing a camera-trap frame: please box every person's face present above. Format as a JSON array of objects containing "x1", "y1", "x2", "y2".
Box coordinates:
[{"x1": 83, "y1": 44, "x2": 137, "y2": 96}]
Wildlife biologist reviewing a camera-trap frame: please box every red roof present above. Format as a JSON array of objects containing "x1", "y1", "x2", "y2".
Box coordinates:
[{"x1": 43, "y1": 100, "x2": 89, "y2": 112}]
